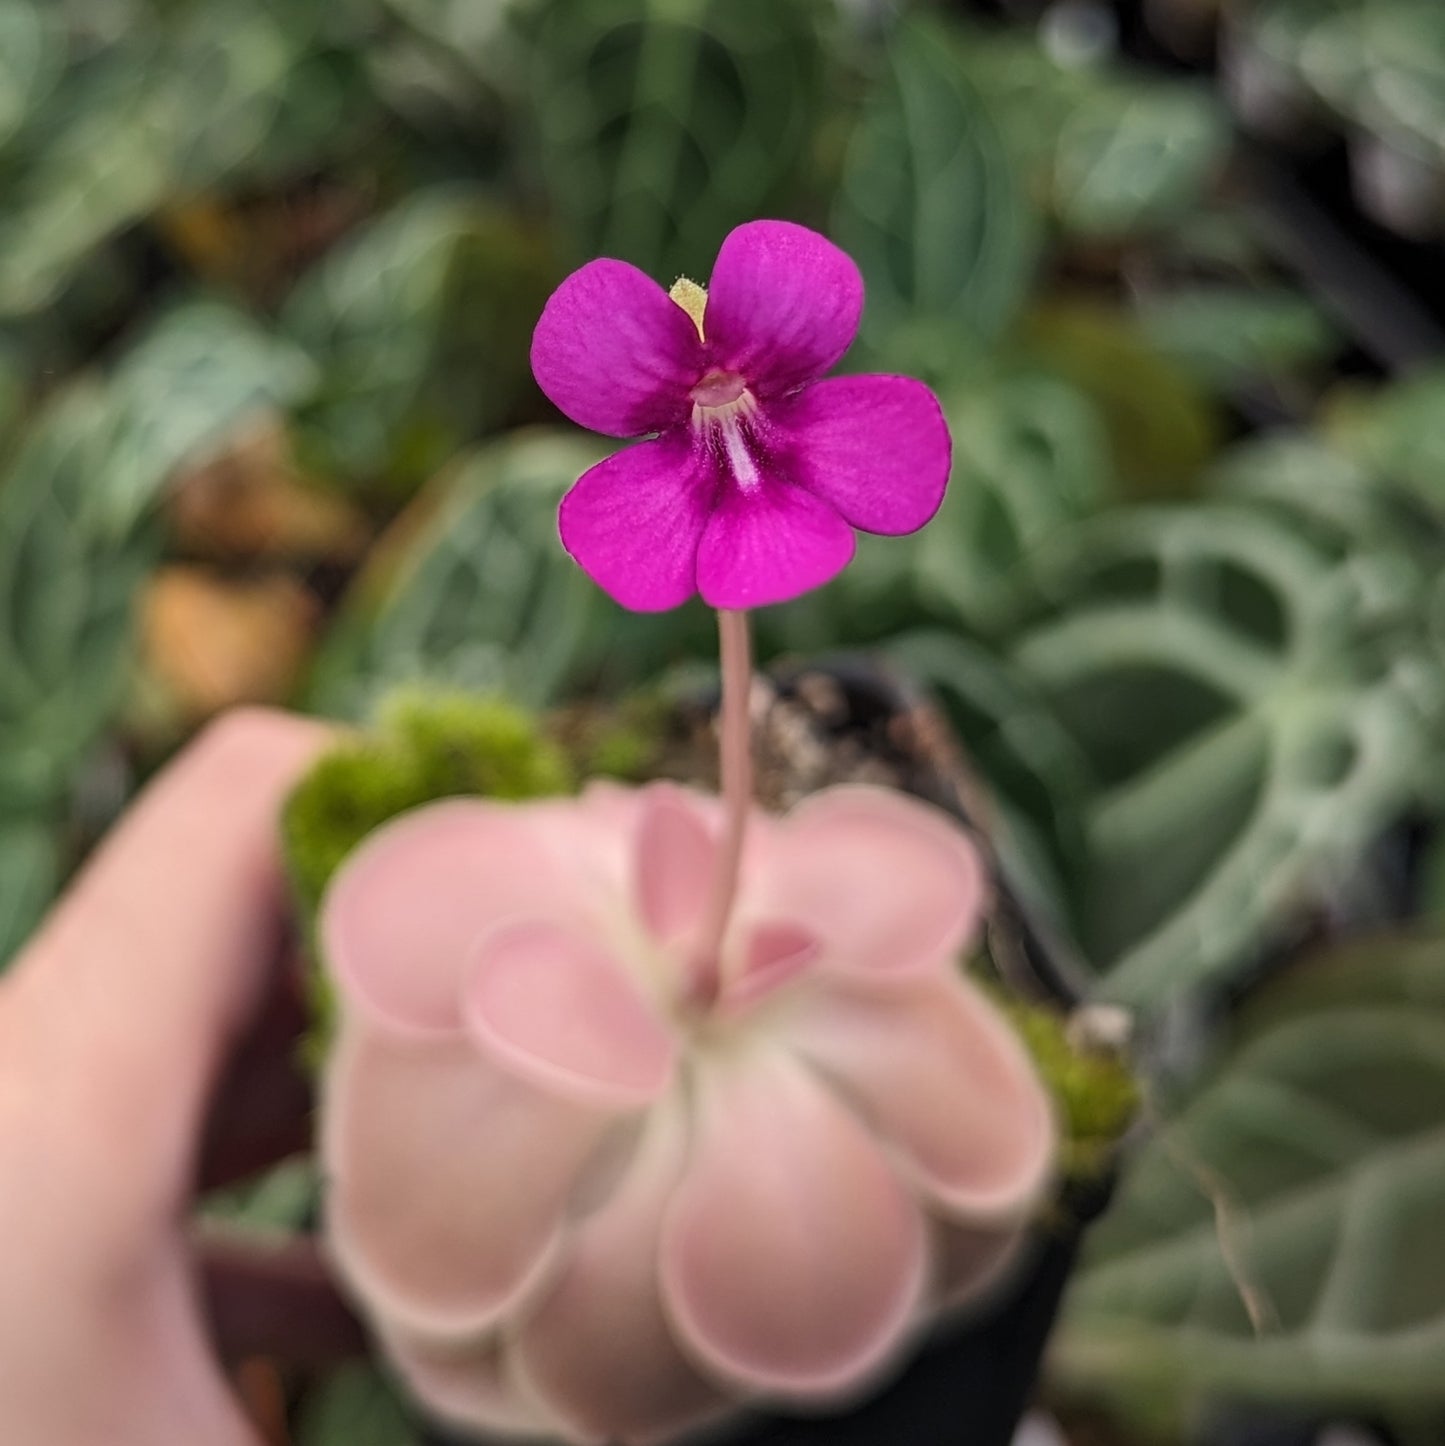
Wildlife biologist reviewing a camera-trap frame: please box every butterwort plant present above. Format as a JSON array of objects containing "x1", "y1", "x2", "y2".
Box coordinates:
[{"x1": 317, "y1": 221, "x2": 1056, "y2": 1445}]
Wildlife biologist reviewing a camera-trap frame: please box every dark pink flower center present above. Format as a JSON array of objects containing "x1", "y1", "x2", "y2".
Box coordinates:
[{"x1": 690, "y1": 369, "x2": 748, "y2": 409}]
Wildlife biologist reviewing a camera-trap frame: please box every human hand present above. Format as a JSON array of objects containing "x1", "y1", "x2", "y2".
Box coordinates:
[{"x1": 0, "y1": 709, "x2": 355, "y2": 1446}]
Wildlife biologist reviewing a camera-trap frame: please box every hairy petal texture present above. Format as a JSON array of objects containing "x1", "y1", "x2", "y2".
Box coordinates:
[
  {"x1": 516, "y1": 1106, "x2": 730, "y2": 1446},
  {"x1": 660, "y1": 1051, "x2": 925, "y2": 1397},
  {"x1": 704, "y1": 221, "x2": 863, "y2": 397},
  {"x1": 462, "y1": 921, "x2": 677, "y2": 1111},
  {"x1": 559, "y1": 433, "x2": 718, "y2": 611},
  {"x1": 322, "y1": 1024, "x2": 620, "y2": 1337},
  {"x1": 765, "y1": 787, "x2": 987, "y2": 983},
  {"x1": 696, "y1": 476, "x2": 855, "y2": 609},
  {"x1": 786, "y1": 974, "x2": 1055, "y2": 1220},
  {"x1": 770, "y1": 375, "x2": 951, "y2": 535},
  {"x1": 321, "y1": 801, "x2": 579, "y2": 1037},
  {"x1": 531, "y1": 259, "x2": 703, "y2": 436}
]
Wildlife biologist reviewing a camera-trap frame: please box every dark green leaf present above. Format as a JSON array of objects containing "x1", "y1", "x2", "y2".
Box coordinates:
[
  {"x1": 833, "y1": 18, "x2": 1040, "y2": 378},
  {"x1": 1058, "y1": 933, "x2": 1445, "y2": 1409},
  {"x1": 521, "y1": 0, "x2": 826, "y2": 279},
  {"x1": 296, "y1": 1363, "x2": 418, "y2": 1446}
]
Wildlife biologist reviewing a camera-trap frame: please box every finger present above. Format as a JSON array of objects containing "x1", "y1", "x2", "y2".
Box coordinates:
[{"x1": 6, "y1": 708, "x2": 332, "y2": 1235}]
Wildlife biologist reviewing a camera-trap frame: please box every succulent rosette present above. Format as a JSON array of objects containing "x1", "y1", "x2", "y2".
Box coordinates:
[{"x1": 319, "y1": 780, "x2": 1056, "y2": 1444}]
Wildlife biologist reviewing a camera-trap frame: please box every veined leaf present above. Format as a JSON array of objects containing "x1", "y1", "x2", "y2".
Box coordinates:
[
  {"x1": 834, "y1": 17, "x2": 1040, "y2": 378},
  {"x1": 283, "y1": 191, "x2": 557, "y2": 488},
  {"x1": 521, "y1": 0, "x2": 826, "y2": 279},
  {"x1": 1011, "y1": 505, "x2": 1433, "y2": 1007},
  {"x1": 305, "y1": 430, "x2": 609, "y2": 719},
  {"x1": 1058, "y1": 933, "x2": 1445, "y2": 1409},
  {"x1": 1053, "y1": 80, "x2": 1230, "y2": 237}
]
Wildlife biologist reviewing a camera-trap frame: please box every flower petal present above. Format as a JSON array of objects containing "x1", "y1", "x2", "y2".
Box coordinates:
[
  {"x1": 379, "y1": 1329, "x2": 565, "y2": 1441},
  {"x1": 764, "y1": 786, "x2": 986, "y2": 984},
  {"x1": 635, "y1": 783, "x2": 716, "y2": 949},
  {"x1": 696, "y1": 476, "x2": 854, "y2": 609},
  {"x1": 786, "y1": 973, "x2": 1055, "y2": 1220},
  {"x1": 704, "y1": 221, "x2": 863, "y2": 396},
  {"x1": 462, "y1": 921, "x2": 677, "y2": 1110},
  {"x1": 321, "y1": 1023, "x2": 622, "y2": 1336},
  {"x1": 559, "y1": 432, "x2": 719, "y2": 611},
  {"x1": 769, "y1": 375, "x2": 951, "y2": 534},
  {"x1": 531, "y1": 258, "x2": 704, "y2": 437},
  {"x1": 720, "y1": 918, "x2": 819, "y2": 1014},
  {"x1": 660, "y1": 1050, "x2": 924, "y2": 1398},
  {"x1": 515, "y1": 1105, "x2": 732, "y2": 1445},
  {"x1": 320, "y1": 801, "x2": 577, "y2": 1037}
]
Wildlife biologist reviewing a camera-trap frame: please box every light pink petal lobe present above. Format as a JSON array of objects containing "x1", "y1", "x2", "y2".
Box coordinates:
[
  {"x1": 635, "y1": 783, "x2": 717, "y2": 948},
  {"x1": 531, "y1": 258, "x2": 704, "y2": 436},
  {"x1": 720, "y1": 919, "x2": 819, "y2": 1014},
  {"x1": 320, "y1": 801, "x2": 576, "y2": 1037},
  {"x1": 787, "y1": 973, "x2": 1055, "y2": 1220},
  {"x1": 704, "y1": 221, "x2": 863, "y2": 396},
  {"x1": 765, "y1": 786, "x2": 986, "y2": 983},
  {"x1": 516, "y1": 1106, "x2": 732, "y2": 1445},
  {"x1": 559, "y1": 432, "x2": 718, "y2": 611},
  {"x1": 462, "y1": 921, "x2": 677, "y2": 1110},
  {"x1": 321, "y1": 1025, "x2": 621, "y2": 1336},
  {"x1": 660, "y1": 1051, "x2": 925, "y2": 1399},
  {"x1": 379, "y1": 1329, "x2": 565, "y2": 1440},
  {"x1": 696, "y1": 477, "x2": 854, "y2": 609},
  {"x1": 769, "y1": 375, "x2": 951, "y2": 534}
]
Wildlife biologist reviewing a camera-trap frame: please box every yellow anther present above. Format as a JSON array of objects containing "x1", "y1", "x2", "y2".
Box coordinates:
[{"x1": 669, "y1": 276, "x2": 707, "y2": 341}]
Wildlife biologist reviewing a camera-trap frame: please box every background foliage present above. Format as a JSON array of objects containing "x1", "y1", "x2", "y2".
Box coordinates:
[{"x1": 3, "y1": 0, "x2": 1444, "y2": 1441}]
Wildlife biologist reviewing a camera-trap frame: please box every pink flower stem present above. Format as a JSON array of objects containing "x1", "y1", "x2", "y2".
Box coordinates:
[{"x1": 689, "y1": 608, "x2": 754, "y2": 1007}]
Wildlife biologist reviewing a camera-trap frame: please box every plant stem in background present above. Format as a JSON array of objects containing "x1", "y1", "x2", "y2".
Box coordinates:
[{"x1": 690, "y1": 608, "x2": 754, "y2": 1006}]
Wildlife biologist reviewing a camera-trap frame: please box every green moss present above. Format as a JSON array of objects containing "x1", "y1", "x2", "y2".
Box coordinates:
[
  {"x1": 1000, "y1": 996, "x2": 1139, "y2": 1184},
  {"x1": 282, "y1": 690, "x2": 572, "y2": 921}
]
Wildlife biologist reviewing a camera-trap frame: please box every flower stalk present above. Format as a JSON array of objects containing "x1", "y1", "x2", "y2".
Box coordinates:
[{"x1": 688, "y1": 607, "x2": 754, "y2": 1007}]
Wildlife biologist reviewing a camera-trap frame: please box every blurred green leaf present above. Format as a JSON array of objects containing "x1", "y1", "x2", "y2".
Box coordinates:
[
  {"x1": 0, "y1": 4, "x2": 373, "y2": 317},
  {"x1": 1138, "y1": 286, "x2": 1340, "y2": 388},
  {"x1": 1327, "y1": 367, "x2": 1445, "y2": 513},
  {"x1": 199, "y1": 1155, "x2": 319, "y2": 1233},
  {"x1": 1054, "y1": 80, "x2": 1230, "y2": 236},
  {"x1": 1024, "y1": 302, "x2": 1222, "y2": 498},
  {"x1": 1058, "y1": 932, "x2": 1445, "y2": 1409},
  {"x1": 919, "y1": 372, "x2": 1112, "y2": 630},
  {"x1": 105, "y1": 299, "x2": 319, "y2": 530},
  {"x1": 1010, "y1": 504, "x2": 1433, "y2": 1006},
  {"x1": 284, "y1": 191, "x2": 556, "y2": 488},
  {"x1": 0, "y1": 0, "x2": 62, "y2": 152},
  {"x1": 834, "y1": 18, "x2": 1040, "y2": 379},
  {"x1": 296, "y1": 1362, "x2": 418, "y2": 1446},
  {"x1": 0, "y1": 817, "x2": 59, "y2": 968},
  {"x1": 521, "y1": 0, "x2": 826, "y2": 278},
  {"x1": 0, "y1": 45, "x2": 174, "y2": 316},
  {"x1": 0, "y1": 385, "x2": 158, "y2": 814},
  {"x1": 886, "y1": 628, "x2": 1092, "y2": 966},
  {"x1": 306, "y1": 430, "x2": 609, "y2": 718}
]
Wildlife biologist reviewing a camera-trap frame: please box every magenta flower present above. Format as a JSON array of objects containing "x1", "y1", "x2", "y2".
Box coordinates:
[
  {"x1": 530, "y1": 220, "x2": 951, "y2": 611},
  {"x1": 318, "y1": 782, "x2": 1054, "y2": 1445}
]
